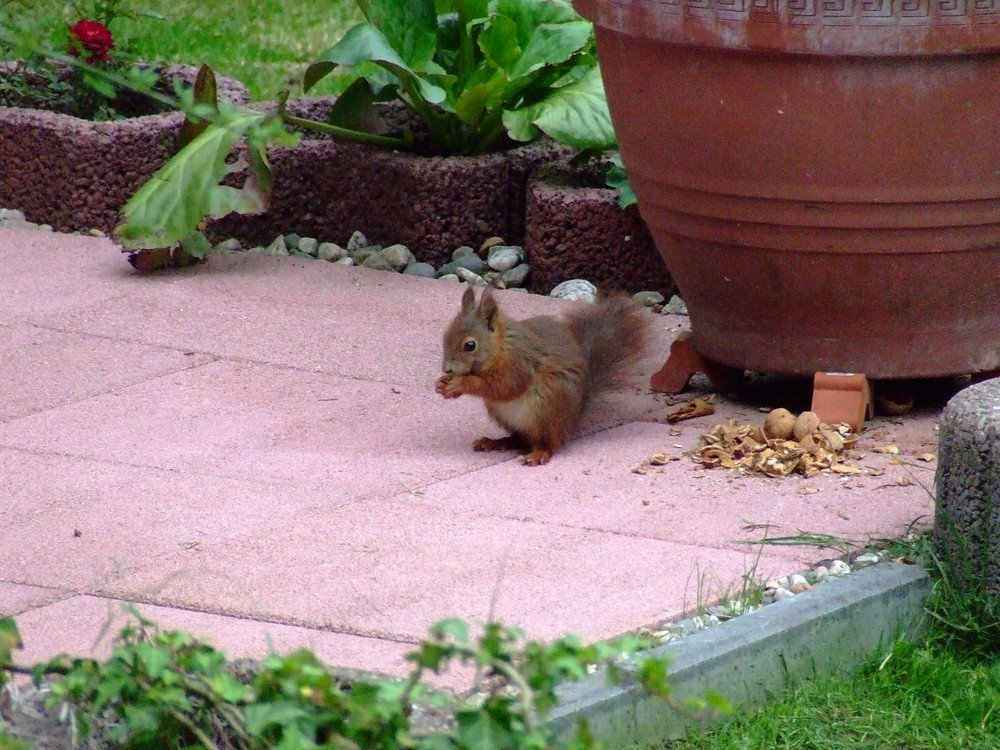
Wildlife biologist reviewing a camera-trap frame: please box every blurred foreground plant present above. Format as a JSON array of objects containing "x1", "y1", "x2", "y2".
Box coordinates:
[{"x1": 1, "y1": 607, "x2": 729, "y2": 749}]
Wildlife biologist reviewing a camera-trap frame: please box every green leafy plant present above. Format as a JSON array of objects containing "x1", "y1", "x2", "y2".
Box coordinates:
[
  {"x1": 0, "y1": 608, "x2": 729, "y2": 749},
  {"x1": 113, "y1": 0, "x2": 622, "y2": 254},
  {"x1": 304, "y1": 0, "x2": 615, "y2": 156}
]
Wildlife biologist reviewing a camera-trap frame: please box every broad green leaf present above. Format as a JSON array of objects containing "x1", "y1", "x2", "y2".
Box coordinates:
[
  {"x1": 317, "y1": 24, "x2": 446, "y2": 105},
  {"x1": 477, "y1": 14, "x2": 520, "y2": 72},
  {"x1": 318, "y1": 23, "x2": 409, "y2": 69},
  {"x1": 453, "y1": 68, "x2": 507, "y2": 126},
  {"x1": 357, "y1": 0, "x2": 438, "y2": 70},
  {"x1": 435, "y1": 0, "x2": 491, "y2": 21},
  {"x1": 503, "y1": 66, "x2": 615, "y2": 150},
  {"x1": 115, "y1": 109, "x2": 299, "y2": 250},
  {"x1": 492, "y1": 0, "x2": 592, "y2": 79},
  {"x1": 302, "y1": 60, "x2": 336, "y2": 93},
  {"x1": 326, "y1": 77, "x2": 391, "y2": 134},
  {"x1": 508, "y1": 21, "x2": 594, "y2": 80}
]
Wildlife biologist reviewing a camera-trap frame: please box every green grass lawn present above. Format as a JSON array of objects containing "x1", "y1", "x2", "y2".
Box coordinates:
[
  {"x1": 19, "y1": 0, "x2": 363, "y2": 100},
  {"x1": 662, "y1": 640, "x2": 1000, "y2": 750}
]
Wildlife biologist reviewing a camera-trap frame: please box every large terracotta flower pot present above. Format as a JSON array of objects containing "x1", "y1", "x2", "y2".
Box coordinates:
[{"x1": 575, "y1": 0, "x2": 1000, "y2": 379}]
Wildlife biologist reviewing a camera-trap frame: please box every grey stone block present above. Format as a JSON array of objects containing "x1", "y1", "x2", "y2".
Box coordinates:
[
  {"x1": 934, "y1": 377, "x2": 1000, "y2": 599},
  {"x1": 548, "y1": 563, "x2": 930, "y2": 746}
]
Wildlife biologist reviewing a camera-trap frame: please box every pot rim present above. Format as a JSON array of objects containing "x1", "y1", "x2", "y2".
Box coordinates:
[{"x1": 574, "y1": 0, "x2": 1000, "y2": 56}]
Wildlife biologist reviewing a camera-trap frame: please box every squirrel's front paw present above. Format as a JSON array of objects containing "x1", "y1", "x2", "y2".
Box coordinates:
[{"x1": 435, "y1": 374, "x2": 463, "y2": 399}]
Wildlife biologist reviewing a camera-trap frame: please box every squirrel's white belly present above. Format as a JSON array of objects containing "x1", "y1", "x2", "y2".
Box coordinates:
[{"x1": 489, "y1": 393, "x2": 535, "y2": 431}]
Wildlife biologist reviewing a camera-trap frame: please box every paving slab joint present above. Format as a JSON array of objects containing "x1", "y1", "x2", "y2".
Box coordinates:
[{"x1": 547, "y1": 562, "x2": 931, "y2": 746}]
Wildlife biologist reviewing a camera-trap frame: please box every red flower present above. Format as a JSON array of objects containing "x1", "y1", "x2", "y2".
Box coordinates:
[{"x1": 68, "y1": 20, "x2": 114, "y2": 64}]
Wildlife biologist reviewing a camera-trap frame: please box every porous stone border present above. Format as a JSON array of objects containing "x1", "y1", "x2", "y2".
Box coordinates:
[
  {"x1": 0, "y1": 65, "x2": 249, "y2": 235},
  {"x1": 524, "y1": 161, "x2": 675, "y2": 296},
  {"x1": 210, "y1": 97, "x2": 574, "y2": 270},
  {"x1": 548, "y1": 562, "x2": 931, "y2": 746},
  {"x1": 934, "y1": 377, "x2": 1000, "y2": 598}
]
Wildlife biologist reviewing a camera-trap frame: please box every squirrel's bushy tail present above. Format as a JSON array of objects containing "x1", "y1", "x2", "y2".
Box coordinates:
[{"x1": 566, "y1": 296, "x2": 652, "y2": 406}]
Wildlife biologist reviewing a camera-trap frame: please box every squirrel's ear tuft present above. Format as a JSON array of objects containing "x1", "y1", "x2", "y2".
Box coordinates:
[
  {"x1": 460, "y1": 285, "x2": 476, "y2": 313},
  {"x1": 479, "y1": 288, "x2": 500, "y2": 331}
]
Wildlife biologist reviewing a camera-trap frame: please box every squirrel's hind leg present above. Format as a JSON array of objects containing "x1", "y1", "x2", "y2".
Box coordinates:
[
  {"x1": 473, "y1": 433, "x2": 553, "y2": 465},
  {"x1": 473, "y1": 434, "x2": 529, "y2": 454}
]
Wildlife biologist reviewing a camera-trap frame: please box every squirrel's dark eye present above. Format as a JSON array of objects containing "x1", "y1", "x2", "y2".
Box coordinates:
[{"x1": 463, "y1": 339, "x2": 477, "y2": 352}]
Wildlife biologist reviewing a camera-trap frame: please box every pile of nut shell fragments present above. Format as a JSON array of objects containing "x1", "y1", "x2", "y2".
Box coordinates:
[{"x1": 693, "y1": 408, "x2": 860, "y2": 478}]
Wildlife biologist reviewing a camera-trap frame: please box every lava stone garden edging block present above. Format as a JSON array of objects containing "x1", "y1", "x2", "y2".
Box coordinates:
[
  {"x1": 209, "y1": 97, "x2": 573, "y2": 268},
  {"x1": 524, "y1": 163, "x2": 675, "y2": 296},
  {"x1": 934, "y1": 377, "x2": 1000, "y2": 600},
  {"x1": 0, "y1": 65, "x2": 249, "y2": 235}
]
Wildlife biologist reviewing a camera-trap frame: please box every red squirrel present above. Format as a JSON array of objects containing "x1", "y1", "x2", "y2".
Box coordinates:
[{"x1": 435, "y1": 285, "x2": 651, "y2": 465}]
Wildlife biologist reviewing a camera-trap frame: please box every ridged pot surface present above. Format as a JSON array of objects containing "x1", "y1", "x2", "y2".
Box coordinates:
[{"x1": 576, "y1": 0, "x2": 1000, "y2": 377}]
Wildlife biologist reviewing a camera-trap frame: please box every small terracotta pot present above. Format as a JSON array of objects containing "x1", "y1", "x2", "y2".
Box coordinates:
[{"x1": 576, "y1": 0, "x2": 1000, "y2": 378}]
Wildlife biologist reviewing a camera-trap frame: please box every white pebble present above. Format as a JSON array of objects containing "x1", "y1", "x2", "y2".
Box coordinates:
[
  {"x1": 828, "y1": 559, "x2": 852, "y2": 577},
  {"x1": 550, "y1": 278, "x2": 597, "y2": 302},
  {"x1": 486, "y1": 245, "x2": 522, "y2": 272},
  {"x1": 455, "y1": 267, "x2": 488, "y2": 285},
  {"x1": 266, "y1": 235, "x2": 288, "y2": 255},
  {"x1": 853, "y1": 552, "x2": 881, "y2": 569},
  {"x1": 297, "y1": 237, "x2": 318, "y2": 256},
  {"x1": 810, "y1": 565, "x2": 830, "y2": 584},
  {"x1": 772, "y1": 587, "x2": 795, "y2": 602},
  {"x1": 318, "y1": 242, "x2": 347, "y2": 262}
]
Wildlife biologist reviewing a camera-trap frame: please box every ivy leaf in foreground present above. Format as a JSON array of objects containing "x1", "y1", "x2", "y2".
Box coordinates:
[{"x1": 115, "y1": 107, "x2": 299, "y2": 250}]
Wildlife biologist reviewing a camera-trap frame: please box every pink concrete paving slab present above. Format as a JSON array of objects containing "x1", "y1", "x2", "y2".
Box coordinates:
[
  {"x1": 0, "y1": 448, "x2": 329, "y2": 590},
  {"x1": 0, "y1": 229, "x2": 131, "y2": 324},
  {"x1": 0, "y1": 581, "x2": 70, "y2": 616},
  {"x1": 2, "y1": 228, "x2": 949, "y2": 694},
  {"x1": 11, "y1": 595, "x2": 418, "y2": 681},
  {"x1": 0, "y1": 323, "x2": 214, "y2": 421},
  {"x1": 406, "y1": 421, "x2": 936, "y2": 559},
  {"x1": 0, "y1": 359, "x2": 507, "y2": 490},
  {"x1": 106, "y1": 498, "x2": 788, "y2": 648}
]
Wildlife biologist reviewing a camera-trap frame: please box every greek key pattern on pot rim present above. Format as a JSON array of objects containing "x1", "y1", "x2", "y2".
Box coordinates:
[{"x1": 621, "y1": 0, "x2": 1000, "y2": 24}]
